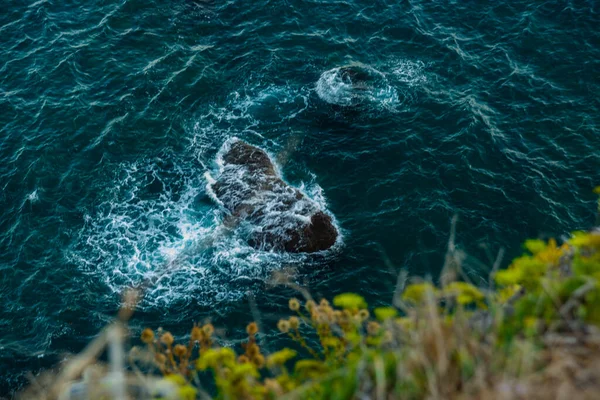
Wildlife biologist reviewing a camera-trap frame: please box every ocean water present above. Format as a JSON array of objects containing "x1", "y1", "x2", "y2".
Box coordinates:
[{"x1": 1, "y1": 0, "x2": 599, "y2": 393}]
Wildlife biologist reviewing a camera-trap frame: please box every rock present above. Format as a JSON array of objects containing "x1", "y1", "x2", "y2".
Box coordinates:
[
  {"x1": 221, "y1": 139, "x2": 277, "y2": 176},
  {"x1": 209, "y1": 140, "x2": 338, "y2": 253}
]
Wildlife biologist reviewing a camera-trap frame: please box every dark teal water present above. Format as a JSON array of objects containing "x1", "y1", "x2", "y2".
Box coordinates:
[{"x1": 1, "y1": 0, "x2": 599, "y2": 393}]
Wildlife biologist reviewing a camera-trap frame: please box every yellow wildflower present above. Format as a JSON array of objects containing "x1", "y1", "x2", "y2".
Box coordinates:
[
  {"x1": 277, "y1": 319, "x2": 290, "y2": 333},
  {"x1": 496, "y1": 256, "x2": 547, "y2": 289},
  {"x1": 524, "y1": 317, "x2": 538, "y2": 330},
  {"x1": 571, "y1": 231, "x2": 600, "y2": 250},
  {"x1": 333, "y1": 293, "x2": 367, "y2": 310},
  {"x1": 345, "y1": 331, "x2": 361, "y2": 346},
  {"x1": 165, "y1": 375, "x2": 196, "y2": 400},
  {"x1": 196, "y1": 348, "x2": 235, "y2": 370},
  {"x1": 524, "y1": 239, "x2": 547, "y2": 254},
  {"x1": 165, "y1": 374, "x2": 187, "y2": 386},
  {"x1": 321, "y1": 337, "x2": 341, "y2": 349},
  {"x1": 160, "y1": 332, "x2": 174, "y2": 346},
  {"x1": 443, "y1": 282, "x2": 485, "y2": 305},
  {"x1": 496, "y1": 285, "x2": 522, "y2": 303},
  {"x1": 495, "y1": 267, "x2": 522, "y2": 286},
  {"x1": 374, "y1": 307, "x2": 397, "y2": 321},
  {"x1": 288, "y1": 316, "x2": 299, "y2": 330},
  {"x1": 231, "y1": 362, "x2": 260, "y2": 379},
  {"x1": 394, "y1": 317, "x2": 413, "y2": 330},
  {"x1": 141, "y1": 328, "x2": 154, "y2": 344},
  {"x1": 402, "y1": 283, "x2": 438, "y2": 304},
  {"x1": 289, "y1": 298, "x2": 300, "y2": 311},
  {"x1": 266, "y1": 348, "x2": 297, "y2": 367},
  {"x1": 535, "y1": 238, "x2": 566, "y2": 264},
  {"x1": 178, "y1": 385, "x2": 197, "y2": 400},
  {"x1": 246, "y1": 322, "x2": 258, "y2": 336},
  {"x1": 294, "y1": 360, "x2": 327, "y2": 375}
]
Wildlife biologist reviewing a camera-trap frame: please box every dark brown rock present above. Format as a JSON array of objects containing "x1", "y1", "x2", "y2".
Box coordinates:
[
  {"x1": 209, "y1": 140, "x2": 338, "y2": 253},
  {"x1": 221, "y1": 140, "x2": 277, "y2": 176}
]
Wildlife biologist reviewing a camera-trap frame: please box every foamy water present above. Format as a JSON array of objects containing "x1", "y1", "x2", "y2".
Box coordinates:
[
  {"x1": 70, "y1": 92, "x2": 341, "y2": 309},
  {"x1": 1, "y1": 0, "x2": 598, "y2": 392}
]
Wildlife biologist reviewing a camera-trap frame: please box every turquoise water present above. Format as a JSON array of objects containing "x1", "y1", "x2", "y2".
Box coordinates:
[{"x1": 1, "y1": 0, "x2": 599, "y2": 392}]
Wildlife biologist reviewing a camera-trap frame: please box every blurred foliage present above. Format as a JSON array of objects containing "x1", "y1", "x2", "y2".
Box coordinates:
[
  {"x1": 136, "y1": 223, "x2": 600, "y2": 399},
  {"x1": 27, "y1": 190, "x2": 600, "y2": 399}
]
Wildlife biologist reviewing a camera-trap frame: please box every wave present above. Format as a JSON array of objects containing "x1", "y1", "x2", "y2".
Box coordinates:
[
  {"x1": 69, "y1": 85, "x2": 339, "y2": 309},
  {"x1": 205, "y1": 137, "x2": 341, "y2": 253},
  {"x1": 189, "y1": 83, "x2": 311, "y2": 162},
  {"x1": 389, "y1": 59, "x2": 427, "y2": 88},
  {"x1": 315, "y1": 61, "x2": 425, "y2": 110}
]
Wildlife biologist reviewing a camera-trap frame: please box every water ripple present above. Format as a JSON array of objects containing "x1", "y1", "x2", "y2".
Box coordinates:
[{"x1": 0, "y1": 0, "x2": 599, "y2": 393}]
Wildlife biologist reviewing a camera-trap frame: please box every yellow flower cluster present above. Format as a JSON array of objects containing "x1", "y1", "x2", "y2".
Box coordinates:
[
  {"x1": 134, "y1": 189, "x2": 600, "y2": 400},
  {"x1": 139, "y1": 323, "x2": 215, "y2": 377},
  {"x1": 240, "y1": 322, "x2": 265, "y2": 369}
]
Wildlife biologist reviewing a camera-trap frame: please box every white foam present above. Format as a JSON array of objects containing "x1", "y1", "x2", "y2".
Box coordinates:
[
  {"x1": 68, "y1": 156, "x2": 216, "y2": 307},
  {"x1": 189, "y1": 84, "x2": 309, "y2": 156},
  {"x1": 390, "y1": 59, "x2": 427, "y2": 87},
  {"x1": 208, "y1": 138, "x2": 343, "y2": 254},
  {"x1": 316, "y1": 63, "x2": 400, "y2": 110},
  {"x1": 316, "y1": 60, "x2": 428, "y2": 111},
  {"x1": 71, "y1": 82, "x2": 341, "y2": 308},
  {"x1": 26, "y1": 189, "x2": 39, "y2": 203},
  {"x1": 316, "y1": 67, "x2": 357, "y2": 106}
]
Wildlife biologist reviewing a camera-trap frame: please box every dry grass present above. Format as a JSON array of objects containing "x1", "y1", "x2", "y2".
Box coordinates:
[{"x1": 16, "y1": 221, "x2": 600, "y2": 399}]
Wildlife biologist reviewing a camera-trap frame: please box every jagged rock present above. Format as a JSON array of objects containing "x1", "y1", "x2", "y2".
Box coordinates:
[{"x1": 209, "y1": 140, "x2": 338, "y2": 253}]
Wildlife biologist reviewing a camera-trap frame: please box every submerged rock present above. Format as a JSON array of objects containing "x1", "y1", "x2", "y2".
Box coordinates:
[
  {"x1": 315, "y1": 64, "x2": 398, "y2": 109},
  {"x1": 209, "y1": 140, "x2": 338, "y2": 253}
]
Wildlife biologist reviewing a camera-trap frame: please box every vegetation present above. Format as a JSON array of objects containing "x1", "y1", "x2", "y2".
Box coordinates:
[{"x1": 20, "y1": 189, "x2": 600, "y2": 399}]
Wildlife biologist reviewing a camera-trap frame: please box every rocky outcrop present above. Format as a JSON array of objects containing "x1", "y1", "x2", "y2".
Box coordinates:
[{"x1": 209, "y1": 140, "x2": 338, "y2": 253}]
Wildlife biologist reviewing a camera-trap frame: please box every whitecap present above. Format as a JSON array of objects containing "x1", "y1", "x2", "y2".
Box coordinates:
[
  {"x1": 390, "y1": 59, "x2": 427, "y2": 87},
  {"x1": 316, "y1": 63, "x2": 400, "y2": 110},
  {"x1": 69, "y1": 142, "x2": 342, "y2": 309},
  {"x1": 26, "y1": 189, "x2": 39, "y2": 203},
  {"x1": 207, "y1": 138, "x2": 341, "y2": 253},
  {"x1": 70, "y1": 78, "x2": 338, "y2": 308}
]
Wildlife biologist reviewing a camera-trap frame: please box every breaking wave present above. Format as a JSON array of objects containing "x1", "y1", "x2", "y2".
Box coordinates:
[
  {"x1": 316, "y1": 62, "x2": 426, "y2": 111},
  {"x1": 69, "y1": 87, "x2": 340, "y2": 309},
  {"x1": 205, "y1": 137, "x2": 341, "y2": 252}
]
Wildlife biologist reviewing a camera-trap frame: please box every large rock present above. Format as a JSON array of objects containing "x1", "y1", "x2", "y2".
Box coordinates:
[{"x1": 209, "y1": 140, "x2": 338, "y2": 253}]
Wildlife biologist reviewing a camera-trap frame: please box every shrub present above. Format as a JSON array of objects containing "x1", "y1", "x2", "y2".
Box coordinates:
[
  {"x1": 126, "y1": 227, "x2": 600, "y2": 399},
  {"x1": 20, "y1": 189, "x2": 600, "y2": 399}
]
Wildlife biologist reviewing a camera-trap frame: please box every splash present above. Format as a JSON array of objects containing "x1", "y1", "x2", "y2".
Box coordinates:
[
  {"x1": 316, "y1": 61, "x2": 428, "y2": 111},
  {"x1": 389, "y1": 59, "x2": 427, "y2": 88},
  {"x1": 71, "y1": 102, "x2": 340, "y2": 309},
  {"x1": 316, "y1": 63, "x2": 400, "y2": 109},
  {"x1": 189, "y1": 83, "x2": 310, "y2": 163},
  {"x1": 206, "y1": 138, "x2": 339, "y2": 253}
]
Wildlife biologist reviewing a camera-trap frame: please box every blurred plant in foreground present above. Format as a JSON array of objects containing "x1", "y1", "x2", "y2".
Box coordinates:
[{"x1": 19, "y1": 189, "x2": 600, "y2": 400}]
